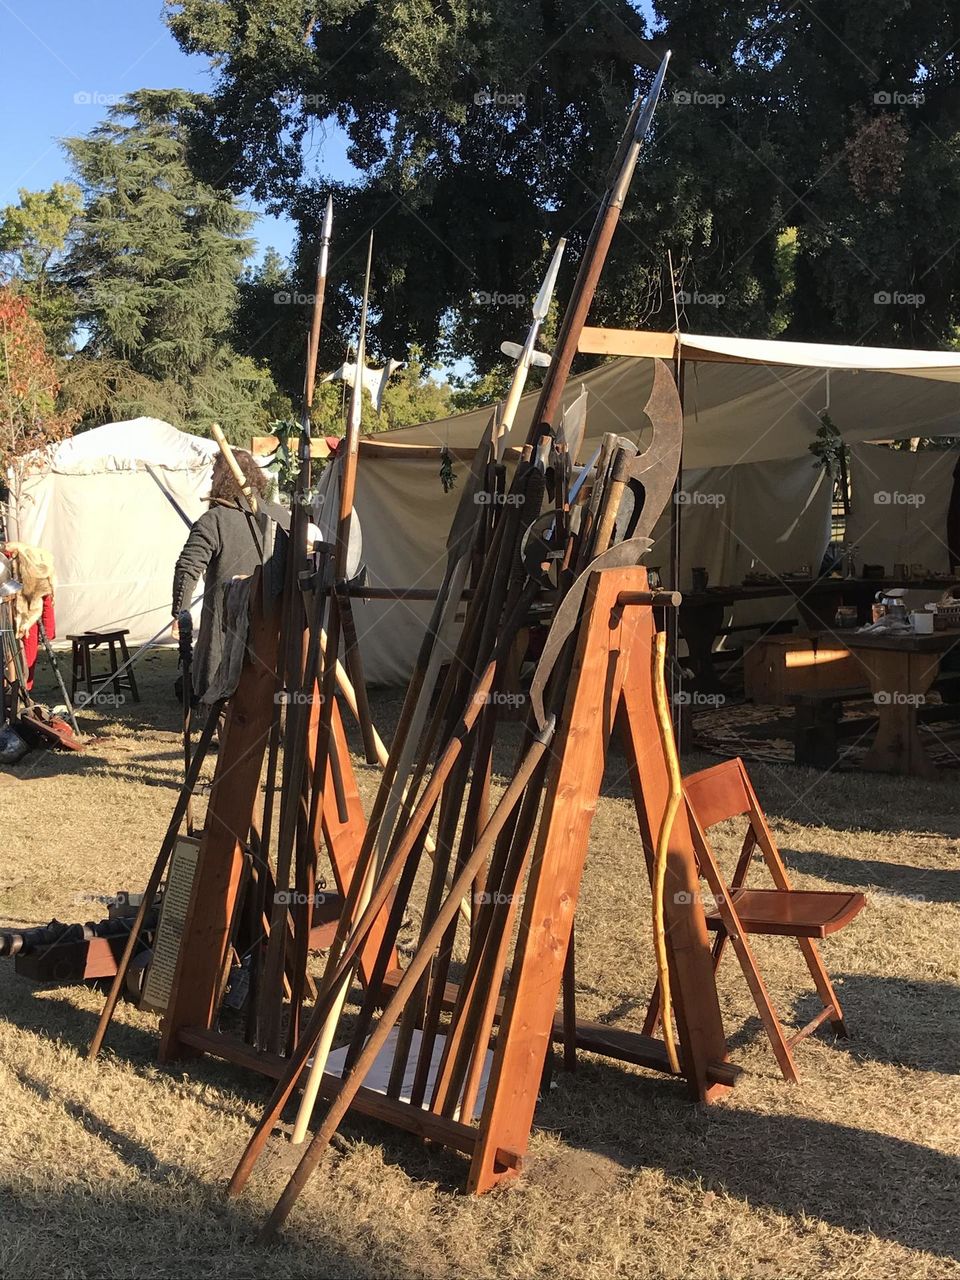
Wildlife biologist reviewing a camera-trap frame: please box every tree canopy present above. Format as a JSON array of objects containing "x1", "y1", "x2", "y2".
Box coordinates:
[
  {"x1": 0, "y1": 184, "x2": 83, "y2": 354},
  {"x1": 165, "y1": 0, "x2": 960, "y2": 375},
  {"x1": 0, "y1": 288, "x2": 78, "y2": 472}
]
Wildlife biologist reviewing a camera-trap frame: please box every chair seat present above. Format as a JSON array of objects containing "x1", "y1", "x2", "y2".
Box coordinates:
[{"x1": 705, "y1": 887, "x2": 866, "y2": 939}]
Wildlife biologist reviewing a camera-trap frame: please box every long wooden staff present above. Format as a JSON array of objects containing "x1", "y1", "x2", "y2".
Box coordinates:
[
  {"x1": 288, "y1": 234, "x2": 376, "y2": 1113},
  {"x1": 87, "y1": 702, "x2": 224, "y2": 1059},
  {"x1": 525, "y1": 51, "x2": 670, "y2": 445},
  {"x1": 367, "y1": 235, "x2": 564, "y2": 886},
  {"x1": 259, "y1": 722, "x2": 555, "y2": 1241},
  {"x1": 260, "y1": 202, "x2": 336, "y2": 1050}
]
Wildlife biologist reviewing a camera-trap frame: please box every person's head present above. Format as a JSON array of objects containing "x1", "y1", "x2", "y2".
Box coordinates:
[{"x1": 208, "y1": 449, "x2": 268, "y2": 505}]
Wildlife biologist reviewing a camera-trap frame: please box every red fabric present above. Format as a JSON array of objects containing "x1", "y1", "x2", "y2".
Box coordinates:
[{"x1": 21, "y1": 596, "x2": 55, "y2": 690}]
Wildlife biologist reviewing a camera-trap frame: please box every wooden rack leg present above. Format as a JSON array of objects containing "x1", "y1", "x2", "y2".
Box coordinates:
[
  {"x1": 469, "y1": 568, "x2": 731, "y2": 1196},
  {"x1": 468, "y1": 569, "x2": 646, "y2": 1194},
  {"x1": 159, "y1": 585, "x2": 279, "y2": 1062}
]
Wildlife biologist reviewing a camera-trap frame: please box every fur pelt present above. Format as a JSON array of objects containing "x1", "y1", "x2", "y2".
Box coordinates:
[{"x1": 3, "y1": 542, "x2": 55, "y2": 638}]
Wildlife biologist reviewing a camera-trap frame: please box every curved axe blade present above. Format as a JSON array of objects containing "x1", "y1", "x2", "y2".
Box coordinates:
[
  {"x1": 527, "y1": 359, "x2": 682, "y2": 729},
  {"x1": 618, "y1": 357, "x2": 683, "y2": 543},
  {"x1": 528, "y1": 536, "x2": 653, "y2": 729}
]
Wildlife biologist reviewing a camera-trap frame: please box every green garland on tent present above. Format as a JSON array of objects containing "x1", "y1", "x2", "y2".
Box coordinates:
[{"x1": 439, "y1": 445, "x2": 457, "y2": 493}]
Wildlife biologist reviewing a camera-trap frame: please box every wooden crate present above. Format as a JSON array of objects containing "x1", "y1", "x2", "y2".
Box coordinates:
[{"x1": 744, "y1": 634, "x2": 860, "y2": 706}]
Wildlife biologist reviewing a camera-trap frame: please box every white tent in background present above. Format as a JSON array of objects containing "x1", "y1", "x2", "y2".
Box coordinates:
[
  {"x1": 344, "y1": 335, "x2": 960, "y2": 685},
  {"x1": 5, "y1": 418, "x2": 218, "y2": 641}
]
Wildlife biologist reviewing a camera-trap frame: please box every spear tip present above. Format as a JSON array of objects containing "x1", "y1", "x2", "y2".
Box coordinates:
[{"x1": 322, "y1": 194, "x2": 334, "y2": 240}]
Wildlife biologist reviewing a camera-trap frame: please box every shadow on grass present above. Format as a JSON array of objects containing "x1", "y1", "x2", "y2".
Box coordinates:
[
  {"x1": 535, "y1": 1055, "x2": 960, "y2": 1262},
  {"x1": 792, "y1": 973, "x2": 960, "y2": 1075},
  {"x1": 782, "y1": 847, "x2": 960, "y2": 903},
  {"x1": 4, "y1": 978, "x2": 959, "y2": 1263}
]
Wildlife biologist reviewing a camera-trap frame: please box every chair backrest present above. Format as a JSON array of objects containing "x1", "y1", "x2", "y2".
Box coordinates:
[{"x1": 682, "y1": 758, "x2": 752, "y2": 831}]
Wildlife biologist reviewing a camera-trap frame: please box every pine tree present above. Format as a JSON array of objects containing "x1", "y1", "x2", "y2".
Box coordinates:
[{"x1": 62, "y1": 89, "x2": 280, "y2": 439}]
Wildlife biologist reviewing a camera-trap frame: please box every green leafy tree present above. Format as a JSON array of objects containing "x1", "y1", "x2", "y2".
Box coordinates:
[
  {"x1": 0, "y1": 184, "x2": 83, "y2": 353},
  {"x1": 61, "y1": 89, "x2": 280, "y2": 440},
  {"x1": 167, "y1": 0, "x2": 960, "y2": 373}
]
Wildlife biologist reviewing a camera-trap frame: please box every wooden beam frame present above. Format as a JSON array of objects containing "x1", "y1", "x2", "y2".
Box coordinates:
[{"x1": 578, "y1": 327, "x2": 765, "y2": 365}]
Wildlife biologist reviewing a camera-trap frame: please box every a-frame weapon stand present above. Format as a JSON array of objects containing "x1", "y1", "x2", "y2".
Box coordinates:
[{"x1": 215, "y1": 565, "x2": 737, "y2": 1234}]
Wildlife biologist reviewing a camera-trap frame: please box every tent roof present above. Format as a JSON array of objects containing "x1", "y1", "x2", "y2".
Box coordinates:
[
  {"x1": 678, "y1": 332, "x2": 960, "y2": 379},
  {"x1": 365, "y1": 335, "x2": 960, "y2": 470},
  {"x1": 19, "y1": 417, "x2": 218, "y2": 476}
]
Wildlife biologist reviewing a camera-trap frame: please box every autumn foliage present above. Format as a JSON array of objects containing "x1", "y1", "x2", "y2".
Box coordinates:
[{"x1": 0, "y1": 287, "x2": 76, "y2": 472}]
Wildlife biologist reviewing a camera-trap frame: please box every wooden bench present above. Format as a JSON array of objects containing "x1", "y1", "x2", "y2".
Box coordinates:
[
  {"x1": 711, "y1": 619, "x2": 798, "y2": 674},
  {"x1": 788, "y1": 686, "x2": 872, "y2": 769},
  {"x1": 790, "y1": 670, "x2": 960, "y2": 768}
]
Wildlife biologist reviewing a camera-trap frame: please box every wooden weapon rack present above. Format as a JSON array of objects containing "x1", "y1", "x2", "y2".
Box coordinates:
[{"x1": 85, "y1": 54, "x2": 744, "y2": 1239}]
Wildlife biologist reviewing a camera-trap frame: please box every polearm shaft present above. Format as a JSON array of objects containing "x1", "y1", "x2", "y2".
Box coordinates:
[
  {"x1": 293, "y1": 233, "x2": 377, "y2": 1097},
  {"x1": 305, "y1": 195, "x2": 334, "y2": 413},
  {"x1": 526, "y1": 50, "x2": 671, "y2": 445},
  {"x1": 263, "y1": 199, "x2": 335, "y2": 1051}
]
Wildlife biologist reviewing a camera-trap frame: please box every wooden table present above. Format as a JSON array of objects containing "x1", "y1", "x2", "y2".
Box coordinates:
[
  {"x1": 844, "y1": 629, "x2": 960, "y2": 776},
  {"x1": 679, "y1": 577, "x2": 957, "y2": 692}
]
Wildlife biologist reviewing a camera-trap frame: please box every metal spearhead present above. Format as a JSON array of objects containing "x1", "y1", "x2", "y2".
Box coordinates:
[
  {"x1": 607, "y1": 50, "x2": 671, "y2": 203},
  {"x1": 533, "y1": 237, "x2": 566, "y2": 322},
  {"x1": 346, "y1": 232, "x2": 375, "y2": 448}
]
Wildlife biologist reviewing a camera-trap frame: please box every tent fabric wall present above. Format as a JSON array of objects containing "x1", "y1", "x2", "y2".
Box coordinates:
[
  {"x1": 351, "y1": 453, "x2": 833, "y2": 686},
  {"x1": 7, "y1": 418, "x2": 216, "y2": 641},
  {"x1": 845, "y1": 444, "x2": 958, "y2": 575},
  {"x1": 648, "y1": 456, "x2": 832, "y2": 589},
  {"x1": 368, "y1": 353, "x2": 960, "y2": 469}
]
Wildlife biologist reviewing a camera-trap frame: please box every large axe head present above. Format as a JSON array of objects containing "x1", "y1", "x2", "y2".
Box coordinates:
[
  {"x1": 527, "y1": 358, "x2": 682, "y2": 729},
  {"x1": 616, "y1": 358, "x2": 683, "y2": 544}
]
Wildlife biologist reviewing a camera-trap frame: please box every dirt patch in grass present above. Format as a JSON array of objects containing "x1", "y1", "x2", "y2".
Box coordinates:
[{"x1": 0, "y1": 651, "x2": 958, "y2": 1278}]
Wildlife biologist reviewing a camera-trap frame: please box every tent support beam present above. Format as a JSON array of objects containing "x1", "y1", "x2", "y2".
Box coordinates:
[{"x1": 579, "y1": 328, "x2": 762, "y2": 363}]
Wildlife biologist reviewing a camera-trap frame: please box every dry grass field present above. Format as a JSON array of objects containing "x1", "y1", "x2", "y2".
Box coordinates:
[{"x1": 1, "y1": 649, "x2": 958, "y2": 1279}]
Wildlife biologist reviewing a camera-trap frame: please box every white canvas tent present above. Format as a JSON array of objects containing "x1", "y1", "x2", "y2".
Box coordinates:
[
  {"x1": 6, "y1": 418, "x2": 218, "y2": 642},
  {"x1": 345, "y1": 334, "x2": 960, "y2": 685}
]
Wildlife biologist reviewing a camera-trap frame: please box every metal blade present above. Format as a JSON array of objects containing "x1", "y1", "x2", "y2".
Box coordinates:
[
  {"x1": 621, "y1": 358, "x2": 683, "y2": 543},
  {"x1": 533, "y1": 237, "x2": 566, "y2": 321},
  {"x1": 528, "y1": 535, "x2": 653, "y2": 729}
]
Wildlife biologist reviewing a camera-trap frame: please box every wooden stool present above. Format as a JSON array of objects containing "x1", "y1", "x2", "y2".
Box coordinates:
[
  {"x1": 643, "y1": 757, "x2": 865, "y2": 1081},
  {"x1": 68, "y1": 630, "x2": 140, "y2": 704}
]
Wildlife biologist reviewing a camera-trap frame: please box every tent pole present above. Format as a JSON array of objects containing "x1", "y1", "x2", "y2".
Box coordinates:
[{"x1": 668, "y1": 356, "x2": 685, "y2": 746}]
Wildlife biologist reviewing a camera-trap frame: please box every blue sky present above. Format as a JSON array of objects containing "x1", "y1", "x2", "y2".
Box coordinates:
[{"x1": 0, "y1": 0, "x2": 352, "y2": 263}]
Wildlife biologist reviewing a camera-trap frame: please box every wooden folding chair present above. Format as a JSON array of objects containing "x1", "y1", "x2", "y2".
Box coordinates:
[{"x1": 644, "y1": 757, "x2": 865, "y2": 1082}]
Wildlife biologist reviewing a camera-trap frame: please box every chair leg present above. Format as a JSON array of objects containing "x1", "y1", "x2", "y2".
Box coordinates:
[
  {"x1": 107, "y1": 639, "x2": 120, "y2": 698},
  {"x1": 694, "y1": 824, "x2": 800, "y2": 1083},
  {"x1": 70, "y1": 641, "x2": 79, "y2": 701},
  {"x1": 797, "y1": 936, "x2": 848, "y2": 1036},
  {"x1": 119, "y1": 634, "x2": 139, "y2": 701},
  {"x1": 741, "y1": 769, "x2": 849, "y2": 1039},
  {"x1": 82, "y1": 644, "x2": 94, "y2": 700},
  {"x1": 716, "y1": 905, "x2": 800, "y2": 1082}
]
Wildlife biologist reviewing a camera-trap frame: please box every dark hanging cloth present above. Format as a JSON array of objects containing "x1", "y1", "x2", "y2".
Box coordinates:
[
  {"x1": 947, "y1": 453, "x2": 960, "y2": 574},
  {"x1": 172, "y1": 500, "x2": 262, "y2": 698}
]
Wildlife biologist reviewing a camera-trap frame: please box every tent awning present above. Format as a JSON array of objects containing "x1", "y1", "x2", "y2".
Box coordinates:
[
  {"x1": 579, "y1": 327, "x2": 960, "y2": 381},
  {"x1": 361, "y1": 334, "x2": 960, "y2": 471}
]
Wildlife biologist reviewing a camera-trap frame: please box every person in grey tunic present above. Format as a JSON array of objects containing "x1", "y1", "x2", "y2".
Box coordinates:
[{"x1": 171, "y1": 449, "x2": 267, "y2": 700}]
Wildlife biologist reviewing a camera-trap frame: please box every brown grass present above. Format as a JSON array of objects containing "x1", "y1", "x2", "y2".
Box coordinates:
[{"x1": 1, "y1": 650, "x2": 958, "y2": 1279}]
